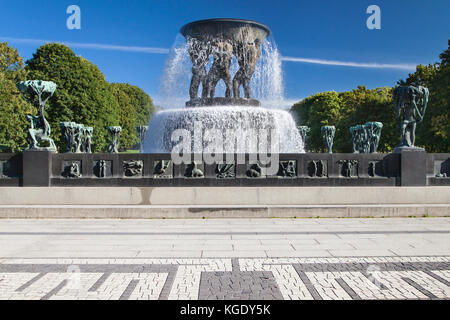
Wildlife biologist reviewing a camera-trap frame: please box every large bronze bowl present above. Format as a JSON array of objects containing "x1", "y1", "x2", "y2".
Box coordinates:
[{"x1": 180, "y1": 18, "x2": 271, "y2": 43}]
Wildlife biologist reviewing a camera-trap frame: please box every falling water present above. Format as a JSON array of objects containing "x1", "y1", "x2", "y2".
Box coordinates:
[
  {"x1": 145, "y1": 28, "x2": 304, "y2": 154},
  {"x1": 156, "y1": 34, "x2": 285, "y2": 109},
  {"x1": 144, "y1": 106, "x2": 304, "y2": 153}
]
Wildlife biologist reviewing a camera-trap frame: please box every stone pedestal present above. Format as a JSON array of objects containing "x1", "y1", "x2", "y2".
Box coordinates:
[
  {"x1": 186, "y1": 97, "x2": 261, "y2": 107},
  {"x1": 395, "y1": 147, "x2": 427, "y2": 186},
  {"x1": 23, "y1": 151, "x2": 53, "y2": 187}
]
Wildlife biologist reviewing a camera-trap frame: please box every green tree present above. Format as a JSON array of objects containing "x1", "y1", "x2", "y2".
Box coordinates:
[
  {"x1": 339, "y1": 86, "x2": 396, "y2": 153},
  {"x1": 110, "y1": 83, "x2": 155, "y2": 151},
  {"x1": 291, "y1": 87, "x2": 396, "y2": 153},
  {"x1": 26, "y1": 43, "x2": 120, "y2": 151},
  {"x1": 292, "y1": 91, "x2": 342, "y2": 152},
  {"x1": 0, "y1": 43, "x2": 33, "y2": 152}
]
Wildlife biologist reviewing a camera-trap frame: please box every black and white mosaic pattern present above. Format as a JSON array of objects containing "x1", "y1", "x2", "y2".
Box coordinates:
[{"x1": 0, "y1": 256, "x2": 449, "y2": 300}]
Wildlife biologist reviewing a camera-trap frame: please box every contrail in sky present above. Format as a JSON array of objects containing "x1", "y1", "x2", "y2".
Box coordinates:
[
  {"x1": 0, "y1": 36, "x2": 169, "y2": 54},
  {"x1": 281, "y1": 56, "x2": 417, "y2": 71},
  {"x1": 1, "y1": 36, "x2": 417, "y2": 71}
]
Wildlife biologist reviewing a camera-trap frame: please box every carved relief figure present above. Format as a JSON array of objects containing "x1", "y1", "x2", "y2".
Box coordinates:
[
  {"x1": 185, "y1": 162, "x2": 204, "y2": 178},
  {"x1": 99, "y1": 160, "x2": 106, "y2": 178},
  {"x1": 216, "y1": 163, "x2": 235, "y2": 178},
  {"x1": 278, "y1": 161, "x2": 296, "y2": 178},
  {"x1": 247, "y1": 163, "x2": 262, "y2": 178},
  {"x1": 338, "y1": 160, "x2": 358, "y2": 178},
  {"x1": 63, "y1": 162, "x2": 81, "y2": 178},
  {"x1": 123, "y1": 160, "x2": 143, "y2": 177}
]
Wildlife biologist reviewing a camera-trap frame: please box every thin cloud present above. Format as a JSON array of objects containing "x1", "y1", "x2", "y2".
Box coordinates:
[
  {"x1": 0, "y1": 36, "x2": 169, "y2": 54},
  {"x1": 1, "y1": 36, "x2": 417, "y2": 71},
  {"x1": 281, "y1": 56, "x2": 417, "y2": 71}
]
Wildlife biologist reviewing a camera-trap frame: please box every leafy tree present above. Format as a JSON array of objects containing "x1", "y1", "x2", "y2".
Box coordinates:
[
  {"x1": 111, "y1": 83, "x2": 156, "y2": 151},
  {"x1": 339, "y1": 86, "x2": 396, "y2": 153},
  {"x1": 26, "y1": 43, "x2": 120, "y2": 151},
  {"x1": 0, "y1": 43, "x2": 33, "y2": 152},
  {"x1": 292, "y1": 91, "x2": 342, "y2": 152}
]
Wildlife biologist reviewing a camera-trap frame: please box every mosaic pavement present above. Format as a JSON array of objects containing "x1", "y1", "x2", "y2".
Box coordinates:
[{"x1": 0, "y1": 256, "x2": 449, "y2": 300}]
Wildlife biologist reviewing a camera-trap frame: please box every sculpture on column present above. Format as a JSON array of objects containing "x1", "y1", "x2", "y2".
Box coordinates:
[
  {"x1": 365, "y1": 122, "x2": 383, "y2": 153},
  {"x1": 207, "y1": 38, "x2": 233, "y2": 99},
  {"x1": 297, "y1": 126, "x2": 310, "y2": 151},
  {"x1": 321, "y1": 126, "x2": 335, "y2": 154},
  {"x1": 393, "y1": 85, "x2": 429, "y2": 149},
  {"x1": 17, "y1": 80, "x2": 57, "y2": 152},
  {"x1": 73, "y1": 124, "x2": 85, "y2": 153},
  {"x1": 233, "y1": 38, "x2": 261, "y2": 99},
  {"x1": 83, "y1": 127, "x2": 93, "y2": 153},
  {"x1": 60, "y1": 122, "x2": 92, "y2": 153},
  {"x1": 136, "y1": 126, "x2": 149, "y2": 153},
  {"x1": 349, "y1": 125, "x2": 369, "y2": 154},
  {"x1": 350, "y1": 122, "x2": 383, "y2": 153},
  {"x1": 107, "y1": 126, "x2": 122, "y2": 154},
  {"x1": 60, "y1": 122, "x2": 76, "y2": 153}
]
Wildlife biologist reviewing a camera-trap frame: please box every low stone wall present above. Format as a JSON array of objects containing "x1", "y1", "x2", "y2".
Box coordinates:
[
  {"x1": 0, "y1": 151, "x2": 448, "y2": 187},
  {"x1": 0, "y1": 187, "x2": 448, "y2": 218}
]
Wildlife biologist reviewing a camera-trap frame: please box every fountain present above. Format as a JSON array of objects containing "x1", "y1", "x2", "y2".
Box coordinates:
[{"x1": 144, "y1": 19, "x2": 304, "y2": 154}]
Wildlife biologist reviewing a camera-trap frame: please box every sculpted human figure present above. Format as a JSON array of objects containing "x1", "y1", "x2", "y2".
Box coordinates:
[
  {"x1": 17, "y1": 80, "x2": 57, "y2": 152},
  {"x1": 136, "y1": 126, "x2": 149, "y2": 154},
  {"x1": 84, "y1": 127, "x2": 93, "y2": 153},
  {"x1": 365, "y1": 122, "x2": 383, "y2": 153},
  {"x1": 394, "y1": 85, "x2": 429, "y2": 148},
  {"x1": 187, "y1": 37, "x2": 211, "y2": 100},
  {"x1": 73, "y1": 124, "x2": 84, "y2": 153},
  {"x1": 233, "y1": 39, "x2": 261, "y2": 99},
  {"x1": 207, "y1": 38, "x2": 233, "y2": 98},
  {"x1": 321, "y1": 126, "x2": 336, "y2": 154},
  {"x1": 107, "y1": 126, "x2": 122, "y2": 154}
]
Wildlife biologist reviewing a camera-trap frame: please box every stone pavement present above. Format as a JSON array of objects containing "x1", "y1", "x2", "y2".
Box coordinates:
[{"x1": 0, "y1": 218, "x2": 449, "y2": 300}]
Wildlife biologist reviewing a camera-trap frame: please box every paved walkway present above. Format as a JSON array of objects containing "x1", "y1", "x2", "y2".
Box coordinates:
[{"x1": 0, "y1": 218, "x2": 449, "y2": 300}]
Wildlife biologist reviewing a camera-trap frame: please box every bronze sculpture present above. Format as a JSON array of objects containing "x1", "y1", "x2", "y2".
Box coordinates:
[
  {"x1": 181, "y1": 19, "x2": 270, "y2": 107},
  {"x1": 17, "y1": 80, "x2": 57, "y2": 152},
  {"x1": 394, "y1": 85, "x2": 429, "y2": 149}
]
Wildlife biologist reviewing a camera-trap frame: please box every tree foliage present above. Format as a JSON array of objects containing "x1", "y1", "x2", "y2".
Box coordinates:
[
  {"x1": 26, "y1": 43, "x2": 120, "y2": 152},
  {"x1": 0, "y1": 43, "x2": 33, "y2": 152},
  {"x1": 292, "y1": 87, "x2": 395, "y2": 153},
  {"x1": 292, "y1": 91, "x2": 342, "y2": 152},
  {"x1": 111, "y1": 83, "x2": 155, "y2": 151}
]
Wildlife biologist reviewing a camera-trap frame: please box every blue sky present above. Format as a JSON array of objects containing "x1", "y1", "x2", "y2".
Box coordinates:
[{"x1": 1, "y1": 0, "x2": 449, "y2": 107}]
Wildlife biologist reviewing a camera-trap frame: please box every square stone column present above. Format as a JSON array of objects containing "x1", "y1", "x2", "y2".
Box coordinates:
[
  {"x1": 395, "y1": 147, "x2": 427, "y2": 186},
  {"x1": 23, "y1": 151, "x2": 53, "y2": 187}
]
